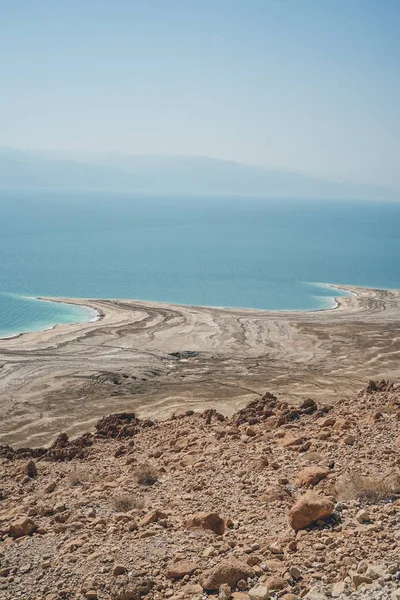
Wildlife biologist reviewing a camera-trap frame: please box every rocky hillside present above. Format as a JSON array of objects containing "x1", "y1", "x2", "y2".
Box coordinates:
[{"x1": 0, "y1": 381, "x2": 400, "y2": 600}]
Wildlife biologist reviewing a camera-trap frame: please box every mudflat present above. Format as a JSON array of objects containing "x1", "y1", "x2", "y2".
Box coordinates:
[{"x1": 0, "y1": 284, "x2": 399, "y2": 448}]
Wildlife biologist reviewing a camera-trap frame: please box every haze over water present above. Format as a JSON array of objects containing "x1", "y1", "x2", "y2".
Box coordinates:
[{"x1": 0, "y1": 187, "x2": 399, "y2": 337}]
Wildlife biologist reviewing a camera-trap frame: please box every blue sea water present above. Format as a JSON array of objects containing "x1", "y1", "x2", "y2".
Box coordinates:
[{"x1": 0, "y1": 187, "x2": 399, "y2": 338}]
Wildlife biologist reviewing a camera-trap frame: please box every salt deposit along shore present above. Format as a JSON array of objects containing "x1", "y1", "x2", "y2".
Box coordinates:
[{"x1": 0, "y1": 284, "x2": 399, "y2": 448}]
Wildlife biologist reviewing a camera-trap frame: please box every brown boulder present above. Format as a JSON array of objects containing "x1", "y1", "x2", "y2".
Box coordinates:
[
  {"x1": 261, "y1": 485, "x2": 292, "y2": 503},
  {"x1": 280, "y1": 433, "x2": 304, "y2": 448},
  {"x1": 9, "y1": 517, "x2": 37, "y2": 538},
  {"x1": 185, "y1": 512, "x2": 225, "y2": 535},
  {"x1": 295, "y1": 466, "x2": 329, "y2": 487},
  {"x1": 265, "y1": 576, "x2": 287, "y2": 591},
  {"x1": 140, "y1": 509, "x2": 167, "y2": 527},
  {"x1": 201, "y1": 558, "x2": 255, "y2": 590},
  {"x1": 110, "y1": 575, "x2": 154, "y2": 600},
  {"x1": 166, "y1": 559, "x2": 198, "y2": 579},
  {"x1": 23, "y1": 460, "x2": 37, "y2": 478},
  {"x1": 113, "y1": 565, "x2": 128, "y2": 576},
  {"x1": 288, "y1": 492, "x2": 334, "y2": 531}
]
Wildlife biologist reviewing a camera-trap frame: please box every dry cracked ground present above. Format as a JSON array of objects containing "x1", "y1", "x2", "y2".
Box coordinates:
[{"x1": 1, "y1": 286, "x2": 400, "y2": 449}]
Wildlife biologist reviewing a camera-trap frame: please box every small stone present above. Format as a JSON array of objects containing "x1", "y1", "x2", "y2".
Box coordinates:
[
  {"x1": 295, "y1": 466, "x2": 329, "y2": 487},
  {"x1": 219, "y1": 583, "x2": 232, "y2": 600},
  {"x1": 248, "y1": 584, "x2": 270, "y2": 600},
  {"x1": 185, "y1": 512, "x2": 225, "y2": 535},
  {"x1": 85, "y1": 592, "x2": 98, "y2": 600},
  {"x1": 331, "y1": 581, "x2": 346, "y2": 597},
  {"x1": 166, "y1": 559, "x2": 197, "y2": 579},
  {"x1": 343, "y1": 434, "x2": 356, "y2": 445},
  {"x1": 9, "y1": 517, "x2": 37, "y2": 538},
  {"x1": 181, "y1": 583, "x2": 204, "y2": 597},
  {"x1": 201, "y1": 558, "x2": 255, "y2": 591},
  {"x1": 349, "y1": 570, "x2": 373, "y2": 589},
  {"x1": 265, "y1": 576, "x2": 286, "y2": 592},
  {"x1": 113, "y1": 564, "x2": 128, "y2": 576},
  {"x1": 44, "y1": 481, "x2": 57, "y2": 494},
  {"x1": 24, "y1": 460, "x2": 37, "y2": 478},
  {"x1": 64, "y1": 538, "x2": 85, "y2": 552},
  {"x1": 245, "y1": 426, "x2": 257, "y2": 437},
  {"x1": 280, "y1": 433, "x2": 304, "y2": 448},
  {"x1": 356, "y1": 509, "x2": 370, "y2": 523},
  {"x1": 387, "y1": 564, "x2": 399, "y2": 575},
  {"x1": 357, "y1": 560, "x2": 368, "y2": 574},
  {"x1": 304, "y1": 591, "x2": 329, "y2": 600},
  {"x1": 19, "y1": 564, "x2": 31, "y2": 574},
  {"x1": 289, "y1": 566, "x2": 301, "y2": 579},
  {"x1": 318, "y1": 417, "x2": 335, "y2": 427},
  {"x1": 140, "y1": 509, "x2": 167, "y2": 526},
  {"x1": 269, "y1": 541, "x2": 283, "y2": 554}
]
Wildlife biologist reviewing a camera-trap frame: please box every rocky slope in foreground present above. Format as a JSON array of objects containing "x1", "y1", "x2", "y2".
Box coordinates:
[{"x1": 1, "y1": 381, "x2": 400, "y2": 600}]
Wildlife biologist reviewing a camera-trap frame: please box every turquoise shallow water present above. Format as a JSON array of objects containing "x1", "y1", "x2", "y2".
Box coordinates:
[
  {"x1": 0, "y1": 294, "x2": 98, "y2": 338},
  {"x1": 0, "y1": 187, "x2": 400, "y2": 337}
]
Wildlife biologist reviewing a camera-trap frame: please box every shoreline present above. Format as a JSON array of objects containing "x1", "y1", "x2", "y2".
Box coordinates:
[
  {"x1": 1, "y1": 283, "x2": 399, "y2": 448},
  {"x1": 0, "y1": 296, "x2": 102, "y2": 341},
  {"x1": 0, "y1": 282, "x2": 354, "y2": 341}
]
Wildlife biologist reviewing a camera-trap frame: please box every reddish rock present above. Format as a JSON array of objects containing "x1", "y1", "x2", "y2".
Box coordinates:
[
  {"x1": 261, "y1": 485, "x2": 292, "y2": 503},
  {"x1": 185, "y1": 512, "x2": 225, "y2": 535},
  {"x1": 166, "y1": 559, "x2": 198, "y2": 579},
  {"x1": 110, "y1": 575, "x2": 154, "y2": 600},
  {"x1": 280, "y1": 433, "x2": 304, "y2": 448},
  {"x1": 295, "y1": 466, "x2": 329, "y2": 487},
  {"x1": 265, "y1": 576, "x2": 287, "y2": 592},
  {"x1": 9, "y1": 517, "x2": 37, "y2": 538},
  {"x1": 201, "y1": 558, "x2": 255, "y2": 590},
  {"x1": 288, "y1": 492, "x2": 334, "y2": 531},
  {"x1": 113, "y1": 565, "x2": 128, "y2": 576},
  {"x1": 23, "y1": 460, "x2": 37, "y2": 478},
  {"x1": 140, "y1": 509, "x2": 167, "y2": 526}
]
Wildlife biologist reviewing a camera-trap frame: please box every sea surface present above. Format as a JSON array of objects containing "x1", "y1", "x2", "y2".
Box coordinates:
[{"x1": 0, "y1": 187, "x2": 400, "y2": 338}]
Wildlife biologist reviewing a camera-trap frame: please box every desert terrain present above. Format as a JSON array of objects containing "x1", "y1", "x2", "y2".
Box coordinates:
[{"x1": 0, "y1": 285, "x2": 399, "y2": 448}]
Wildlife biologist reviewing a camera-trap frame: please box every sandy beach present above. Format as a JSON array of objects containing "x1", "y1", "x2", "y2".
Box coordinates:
[{"x1": 0, "y1": 284, "x2": 399, "y2": 448}]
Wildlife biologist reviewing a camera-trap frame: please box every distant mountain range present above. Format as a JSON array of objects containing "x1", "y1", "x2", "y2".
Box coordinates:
[{"x1": 0, "y1": 147, "x2": 397, "y2": 201}]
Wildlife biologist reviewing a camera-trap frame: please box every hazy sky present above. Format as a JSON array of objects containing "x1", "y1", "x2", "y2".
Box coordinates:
[{"x1": 1, "y1": 0, "x2": 399, "y2": 189}]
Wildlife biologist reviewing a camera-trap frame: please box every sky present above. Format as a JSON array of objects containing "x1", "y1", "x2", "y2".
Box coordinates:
[{"x1": 1, "y1": 0, "x2": 399, "y2": 189}]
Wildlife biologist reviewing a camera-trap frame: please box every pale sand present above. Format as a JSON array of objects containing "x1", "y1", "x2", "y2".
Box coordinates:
[{"x1": 0, "y1": 285, "x2": 399, "y2": 448}]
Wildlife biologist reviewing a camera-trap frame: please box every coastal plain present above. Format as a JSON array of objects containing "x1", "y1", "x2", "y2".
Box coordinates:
[{"x1": 0, "y1": 285, "x2": 399, "y2": 448}]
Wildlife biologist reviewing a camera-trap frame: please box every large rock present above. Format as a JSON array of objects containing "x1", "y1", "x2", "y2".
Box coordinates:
[
  {"x1": 166, "y1": 559, "x2": 198, "y2": 579},
  {"x1": 140, "y1": 509, "x2": 167, "y2": 526},
  {"x1": 295, "y1": 466, "x2": 329, "y2": 487},
  {"x1": 110, "y1": 575, "x2": 154, "y2": 600},
  {"x1": 201, "y1": 558, "x2": 255, "y2": 590},
  {"x1": 8, "y1": 517, "x2": 37, "y2": 538},
  {"x1": 280, "y1": 433, "x2": 304, "y2": 448},
  {"x1": 349, "y1": 570, "x2": 373, "y2": 589},
  {"x1": 248, "y1": 584, "x2": 270, "y2": 600},
  {"x1": 185, "y1": 512, "x2": 225, "y2": 535},
  {"x1": 23, "y1": 460, "x2": 37, "y2": 478},
  {"x1": 304, "y1": 591, "x2": 329, "y2": 600},
  {"x1": 265, "y1": 576, "x2": 286, "y2": 592},
  {"x1": 288, "y1": 492, "x2": 334, "y2": 531}
]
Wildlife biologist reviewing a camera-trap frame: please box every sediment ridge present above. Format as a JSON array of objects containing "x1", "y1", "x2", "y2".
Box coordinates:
[{"x1": 1, "y1": 285, "x2": 400, "y2": 448}]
